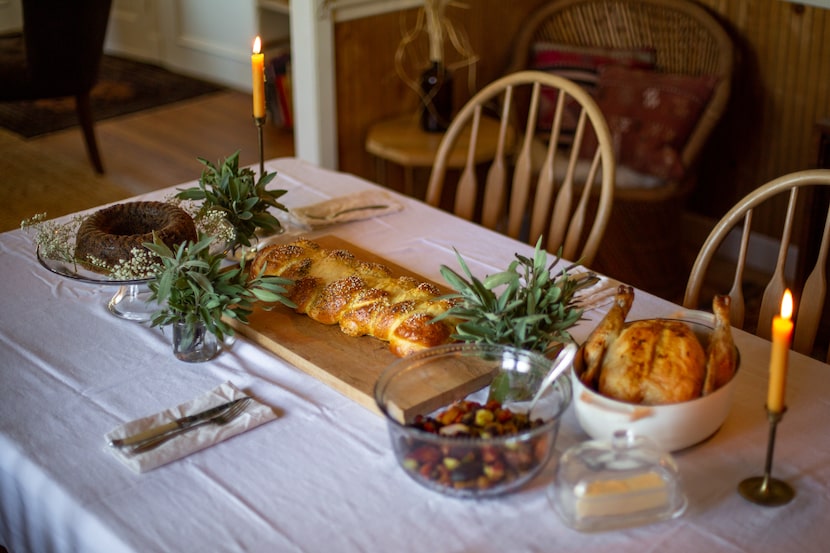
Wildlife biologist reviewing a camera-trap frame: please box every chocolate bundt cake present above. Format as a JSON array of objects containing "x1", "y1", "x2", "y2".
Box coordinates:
[{"x1": 75, "y1": 201, "x2": 197, "y2": 269}]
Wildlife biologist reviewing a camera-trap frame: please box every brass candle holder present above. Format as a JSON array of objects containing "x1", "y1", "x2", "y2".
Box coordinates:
[
  {"x1": 254, "y1": 115, "x2": 266, "y2": 178},
  {"x1": 738, "y1": 407, "x2": 794, "y2": 506}
]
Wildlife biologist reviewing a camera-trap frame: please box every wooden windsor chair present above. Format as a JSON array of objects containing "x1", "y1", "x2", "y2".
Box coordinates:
[
  {"x1": 425, "y1": 70, "x2": 616, "y2": 266},
  {"x1": 684, "y1": 170, "x2": 830, "y2": 362}
]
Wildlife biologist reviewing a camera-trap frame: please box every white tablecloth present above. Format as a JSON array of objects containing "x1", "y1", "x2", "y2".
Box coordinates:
[{"x1": 1, "y1": 158, "x2": 829, "y2": 552}]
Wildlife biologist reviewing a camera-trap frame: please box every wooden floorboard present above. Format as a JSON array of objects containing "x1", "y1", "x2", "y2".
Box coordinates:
[
  {"x1": 29, "y1": 90, "x2": 294, "y2": 196},
  {"x1": 38, "y1": 91, "x2": 294, "y2": 194},
  {"x1": 1, "y1": 90, "x2": 294, "y2": 231}
]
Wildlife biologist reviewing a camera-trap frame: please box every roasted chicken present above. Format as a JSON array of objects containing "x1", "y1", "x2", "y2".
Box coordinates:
[{"x1": 579, "y1": 286, "x2": 736, "y2": 405}]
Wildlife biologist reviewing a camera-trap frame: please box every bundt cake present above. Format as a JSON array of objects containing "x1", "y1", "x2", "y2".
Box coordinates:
[{"x1": 75, "y1": 201, "x2": 197, "y2": 270}]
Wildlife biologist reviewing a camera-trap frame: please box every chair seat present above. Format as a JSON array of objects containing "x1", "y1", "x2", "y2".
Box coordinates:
[
  {"x1": 366, "y1": 113, "x2": 514, "y2": 169},
  {"x1": 528, "y1": 137, "x2": 665, "y2": 190}
]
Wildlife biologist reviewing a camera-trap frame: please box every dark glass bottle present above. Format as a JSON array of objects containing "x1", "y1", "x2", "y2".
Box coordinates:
[{"x1": 419, "y1": 61, "x2": 453, "y2": 133}]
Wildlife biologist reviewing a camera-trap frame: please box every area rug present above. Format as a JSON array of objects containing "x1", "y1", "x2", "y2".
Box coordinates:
[{"x1": 0, "y1": 35, "x2": 224, "y2": 138}]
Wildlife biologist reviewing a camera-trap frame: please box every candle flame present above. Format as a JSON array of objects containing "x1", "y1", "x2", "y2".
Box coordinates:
[
  {"x1": 253, "y1": 36, "x2": 262, "y2": 55},
  {"x1": 781, "y1": 289, "x2": 793, "y2": 320}
]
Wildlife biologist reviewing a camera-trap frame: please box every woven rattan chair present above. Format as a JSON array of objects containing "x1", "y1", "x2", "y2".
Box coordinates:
[
  {"x1": 684, "y1": 170, "x2": 830, "y2": 362},
  {"x1": 425, "y1": 70, "x2": 615, "y2": 266},
  {"x1": 506, "y1": 0, "x2": 734, "y2": 299}
]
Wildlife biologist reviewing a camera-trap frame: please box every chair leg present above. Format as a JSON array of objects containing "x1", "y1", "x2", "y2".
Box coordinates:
[{"x1": 75, "y1": 92, "x2": 105, "y2": 174}]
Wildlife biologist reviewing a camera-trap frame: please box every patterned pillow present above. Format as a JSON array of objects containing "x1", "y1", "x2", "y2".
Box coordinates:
[
  {"x1": 592, "y1": 65, "x2": 718, "y2": 180},
  {"x1": 530, "y1": 42, "x2": 656, "y2": 138}
]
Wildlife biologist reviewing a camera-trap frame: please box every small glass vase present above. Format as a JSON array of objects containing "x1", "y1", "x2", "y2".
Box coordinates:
[{"x1": 172, "y1": 320, "x2": 219, "y2": 362}]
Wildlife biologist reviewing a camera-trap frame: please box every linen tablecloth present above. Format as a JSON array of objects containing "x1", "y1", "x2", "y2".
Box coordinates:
[{"x1": 1, "y1": 158, "x2": 829, "y2": 553}]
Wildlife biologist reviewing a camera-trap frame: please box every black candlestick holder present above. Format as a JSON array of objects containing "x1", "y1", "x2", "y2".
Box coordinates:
[
  {"x1": 738, "y1": 407, "x2": 794, "y2": 506},
  {"x1": 254, "y1": 115, "x2": 266, "y2": 178}
]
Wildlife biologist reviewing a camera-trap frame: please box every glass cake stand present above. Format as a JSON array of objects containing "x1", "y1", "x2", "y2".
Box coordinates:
[{"x1": 37, "y1": 247, "x2": 159, "y2": 322}]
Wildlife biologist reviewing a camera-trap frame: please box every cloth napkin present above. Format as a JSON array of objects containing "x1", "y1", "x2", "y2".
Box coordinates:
[
  {"x1": 573, "y1": 274, "x2": 622, "y2": 313},
  {"x1": 105, "y1": 381, "x2": 277, "y2": 473},
  {"x1": 291, "y1": 190, "x2": 403, "y2": 228}
]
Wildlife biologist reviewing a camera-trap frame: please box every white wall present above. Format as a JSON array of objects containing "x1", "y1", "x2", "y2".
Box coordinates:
[
  {"x1": 0, "y1": 0, "x2": 22, "y2": 33},
  {"x1": 106, "y1": 0, "x2": 260, "y2": 91},
  {"x1": 157, "y1": 0, "x2": 258, "y2": 90}
]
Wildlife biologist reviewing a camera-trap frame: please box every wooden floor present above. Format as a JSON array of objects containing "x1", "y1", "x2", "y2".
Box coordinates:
[
  {"x1": 29, "y1": 90, "x2": 294, "y2": 197},
  {"x1": 0, "y1": 89, "x2": 295, "y2": 232},
  {"x1": 0, "y1": 91, "x2": 294, "y2": 230}
]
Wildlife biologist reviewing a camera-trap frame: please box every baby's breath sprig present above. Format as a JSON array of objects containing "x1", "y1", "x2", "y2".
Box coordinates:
[
  {"x1": 21, "y1": 213, "x2": 83, "y2": 265},
  {"x1": 21, "y1": 213, "x2": 163, "y2": 280},
  {"x1": 165, "y1": 195, "x2": 236, "y2": 250},
  {"x1": 192, "y1": 207, "x2": 236, "y2": 246},
  {"x1": 108, "y1": 248, "x2": 163, "y2": 280}
]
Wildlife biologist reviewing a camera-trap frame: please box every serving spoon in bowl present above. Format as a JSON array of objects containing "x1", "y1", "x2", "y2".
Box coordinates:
[{"x1": 529, "y1": 343, "x2": 578, "y2": 415}]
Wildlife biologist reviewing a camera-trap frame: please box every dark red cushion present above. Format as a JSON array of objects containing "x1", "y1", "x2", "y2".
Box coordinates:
[
  {"x1": 530, "y1": 42, "x2": 656, "y2": 138},
  {"x1": 592, "y1": 65, "x2": 718, "y2": 180}
]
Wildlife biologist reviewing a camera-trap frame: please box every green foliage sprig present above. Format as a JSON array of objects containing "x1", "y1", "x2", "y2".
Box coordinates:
[
  {"x1": 174, "y1": 151, "x2": 288, "y2": 251},
  {"x1": 434, "y1": 238, "x2": 597, "y2": 355},
  {"x1": 144, "y1": 233, "x2": 295, "y2": 342}
]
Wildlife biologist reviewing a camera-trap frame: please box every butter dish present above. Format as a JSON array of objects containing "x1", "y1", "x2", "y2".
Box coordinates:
[{"x1": 550, "y1": 430, "x2": 687, "y2": 532}]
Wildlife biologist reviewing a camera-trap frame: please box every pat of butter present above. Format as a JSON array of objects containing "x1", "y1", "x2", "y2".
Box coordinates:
[{"x1": 574, "y1": 472, "x2": 669, "y2": 519}]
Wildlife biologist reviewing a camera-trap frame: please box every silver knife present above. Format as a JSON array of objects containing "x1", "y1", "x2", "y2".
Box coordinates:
[{"x1": 109, "y1": 396, "x2": 251, "y2": 448}]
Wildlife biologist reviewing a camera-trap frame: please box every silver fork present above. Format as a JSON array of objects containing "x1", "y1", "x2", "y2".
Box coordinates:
[{"x1": 126, "y1": 397, "x2": 251, "y2": 455}]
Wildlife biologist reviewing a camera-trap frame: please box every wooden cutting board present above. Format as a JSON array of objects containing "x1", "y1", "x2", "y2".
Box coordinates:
[{"x1": 232, "y1": 236, "x2": 491, "y2": 418}]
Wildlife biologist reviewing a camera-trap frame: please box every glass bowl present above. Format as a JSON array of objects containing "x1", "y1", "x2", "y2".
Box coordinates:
[{"x1": 374, "y1": 343, "x2": 572, "y2": 499}]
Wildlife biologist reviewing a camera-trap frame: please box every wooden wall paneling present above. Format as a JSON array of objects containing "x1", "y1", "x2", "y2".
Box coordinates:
[
  {"x1": 333, "y1": 0, "x2": 551, "y2": 195},
  {"x1": 334, "y1": 10, "x2": 419, "y2": 192},
  {"x1": 809, "y1": 12, "x2": 830, "y2": 151},
  {"x1": 690, "y1": 1, "x2": 760, "y2": 217},
  {"x1": 758, "y1": 0, "x2": 782, "y2": 184},
  {"x1": 805, "y1": 14, "x2": 823, "y2": 131},
  {"x1": 333, "y1": 0, "x2": 830, "y2": 247},
  {"x1": 693, "y1": 0, "x2": 830, "y2": 237}
]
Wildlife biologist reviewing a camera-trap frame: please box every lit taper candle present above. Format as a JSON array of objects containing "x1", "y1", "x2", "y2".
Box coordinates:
[
  {"x1": 767, "y1": 289, "x2": 793, "y2": 413},
  {"x1": 251, "y1": 36, "x2": 266, "y2": 119}
]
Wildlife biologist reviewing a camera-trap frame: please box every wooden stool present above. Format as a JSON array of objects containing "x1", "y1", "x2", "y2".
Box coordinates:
[{"x1": 365, "y1": 113, "x2": 511, "y2": 197}]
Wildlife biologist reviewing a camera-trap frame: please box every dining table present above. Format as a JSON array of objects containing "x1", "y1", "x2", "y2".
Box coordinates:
[{"x1": 1, "y1": 157, "x2": 829, "y2": 553}]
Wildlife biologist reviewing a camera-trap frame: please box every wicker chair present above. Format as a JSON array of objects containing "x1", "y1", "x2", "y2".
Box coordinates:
[{"x1": 506, "y1": 0, "x2": 734, "y2": 300}]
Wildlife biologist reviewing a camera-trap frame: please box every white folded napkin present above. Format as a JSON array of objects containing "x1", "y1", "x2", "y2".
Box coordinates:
[
  {"x1": 105, "y1": 381, "x2": 277, "y2": 473},
  {"x1": 573, "y1": 274, "x2": 621, "y2": 313},
  {"x1": 291, "y1": 190, "x2": 403, "y2": 228}
]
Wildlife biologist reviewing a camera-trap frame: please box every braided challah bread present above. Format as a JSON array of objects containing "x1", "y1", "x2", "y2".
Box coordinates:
[{"x1": 250, "y1": 239, "x2": 459, "y2": 357}]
